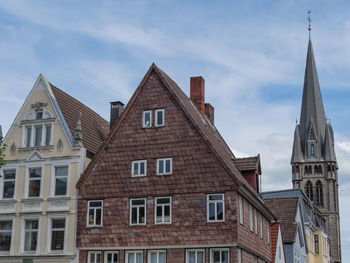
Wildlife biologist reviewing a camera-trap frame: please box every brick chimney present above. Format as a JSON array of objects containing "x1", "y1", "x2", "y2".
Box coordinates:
[
  {"x1": 205, "y1": 103, "x2": 214, "y2": 125},
  {"x1": 190, "y1": 76, "x2": 205, "y2": 116},
  {"x1": 110, "y1": 101, "x2": 124, "y2": 129}
]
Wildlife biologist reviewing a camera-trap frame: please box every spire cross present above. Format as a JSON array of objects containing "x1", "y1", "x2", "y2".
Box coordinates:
[{"x1": 307, "y1": 10, "x2": 312, "y2": 32}]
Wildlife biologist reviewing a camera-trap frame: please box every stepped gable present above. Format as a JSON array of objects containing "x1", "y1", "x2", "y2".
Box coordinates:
[{"x1": 50, "y1": 84, "x2": 109, "y2": 155}]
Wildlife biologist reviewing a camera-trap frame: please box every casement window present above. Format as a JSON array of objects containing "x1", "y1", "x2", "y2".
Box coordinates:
[
  {"x1": 126, "y1": 251, "x2": 143, "y2": 263},
  {"x1": 88, "y1": 251, "x2": 102, "y2": 263},
  {"x1": 315, "y1": 234, "x2": 319, "y2": 254},
  {"x1": 237, "y1": 248, "x2": 241, "y2": 263},
  {"x1": 87, "y1": 200, "x2": 103, "y2": 227},
  {"x1": 267, "y1": 222, "x2": 270, "y2": 244},
  {"x1": 0, "y1": 220, "x2": 12, "y2": 252},
  {"x1": 249, "y1": 204, "x2": 253, "y2": 232},
  {"x1": 186, "y1": 249, "x2": 204, "y2": 263},
  {"x1": 148, "y1": 250, "x2": 166, "y2": 263},
  {"x1": 45, "y1": 125, "x2": 52, "y2": 145},
  {"x1": 207, "y1": 194, "x2": 225, "y2": 222},
  {"x1": 25, "y1": 126, "x2": 32, "y2": 147},
  {"x1": 210, "y1": 248, "x2": 229, "y2": 263},
  {"x1": 155, "y1": 197, "x2": 171, "y2": 224},
  {"x1": 132, "y1": 160, "x2": 147, "y2": 177},
  {"x1": 260, "y1": 214, "x2": 263, "y2": 239},
  {"x1": 3, "y1": 170, "x2": 16, "y2": 199},
  {"x1": 157, "y1": 158, "x2": 172, "y2": 175},
  {"x1": 24, "y1": 219, "x2": 39, "y2": 252},
  {"x1": 34, "y1": 126, "x2": 42, "y2": 146},
  {"x1": 50, "y1": 218, "x2": 65, "y2": 251},
  {"x1": 28, "y1": 168, "x2": 41, "y2": 197},
  {"x1": 239, "y1": 195, "x2": 243, "y2": 225},
  {"x1": 143, "y1": 110, "x2": 152, "y2": 128},
  {"x1": 254, "y1": 209, "x2": 258, "y2": 235},
  {"x1": 104, "y1": 251, "x2": 119, "y2": 263},
  {"x1": 155, "y1": 109, "x2": 165, "y2": 127},
  {"x1": 130, "y1": 198, "x2": 146, "y2": 225},
  {"x1": 54, "y1": 166, "x2": 68, "y2": 196}
]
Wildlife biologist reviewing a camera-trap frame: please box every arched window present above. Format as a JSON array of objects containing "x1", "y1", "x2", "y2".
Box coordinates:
[
  {"x1": 310, "y1": 144, "x2": 315, "y2": 157},
  {"x1": 305, "y1": 181, "x2": 313, "y2": 201},
  {"x1": 315, "y1": 181, "x2": 323, "y2": 207}
]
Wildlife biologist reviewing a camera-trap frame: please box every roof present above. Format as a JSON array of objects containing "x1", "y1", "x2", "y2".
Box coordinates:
[
  {"x1": 50, "y1": 84, "x2": 109, "y2": 155},
  {"x1": 271, "y1": 223, "x2": 280, "y2": 263},
  {"x1": 234, "y1": 155, "x2": 261, "y2": 173},
  {"x1": 291, "y1": 125, "x2": 303, "y2": 163},
  {"x1": 264, "y1": 197, "x2": 299, "y2": 243}
]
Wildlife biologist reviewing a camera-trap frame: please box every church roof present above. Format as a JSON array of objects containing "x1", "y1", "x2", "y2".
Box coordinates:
[
  {"x1": 291, "y1": 125, "x2": 303, "y2": 163},
  {"x1": 324, "y1": 124, "x2": 336, "y2": 161}
]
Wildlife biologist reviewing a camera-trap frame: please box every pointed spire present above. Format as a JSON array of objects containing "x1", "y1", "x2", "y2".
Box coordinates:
[
  {"x1": 291, "y1": 125, "x2": 304, "y2": 163},
  {"x1": 324, "y1": 124, "x2": 336, "y2": 161},
  {"x1": 73, "y1": 113, "x2": 83, "y2": 147}
]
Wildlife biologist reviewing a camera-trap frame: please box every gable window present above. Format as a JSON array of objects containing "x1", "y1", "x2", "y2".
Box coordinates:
[
  {"x1": 126, "y1": 251, "x2": 143, "y2": 263},
  {"x1": 0, "y1": 220, "x2": 12, "y2": 252},
  {"x1": 88, "y1": 251, "x2": 102, "y2": 263},
  {"x1": 105, "y1": 251, "x2": 119, "y2": 263},
  {"x1": 155, "y1": 197, "x2": 171, "y2": 224},
  {"x1": 3, "y1": 170, "x2": 16, "y2": 199},
  {"x1": 34, "y1": 126, "x2": 42, "y2": 146},
  {"x1": 260, "y1": 214, "x2": 263, "y2": 239},
  {"x1": 50, "y1": 218, "x2": 65, "y2": 251},
  {"x1": 45, "y1": 125, "x2": 52, "y2": 145},
  {"x1": 148, "y1": 250, "x2": 166, "y2": 263},
  {"x1": 249, "y1": 204, "x2": 253, "y2": 232},
  {"x1": 155, "y1": 109, "x2": 165, "y2": 127},
  {"x1": 239, "y1": 195, "x2": 243, "y2": 225},
  {"x1": 24, "y1": 219, "x2": 39, "y2": 252},
  {"x1": 28, "y1": 168, "x2": 41, "y2": 198},
  {"x1": 315, "y1": 234, "x2": 319, "y2": 254},
  {"x1": 26, "y1": 126, "x2": 32, "y2": 147},
  {"x1": 254, "y1": 208, "x2": 258, "y2": 235},
  {"x1": 130, "y1": 198, "x2": 146, "y2": 225},
  {"x1": 210, "y1": 248, "x2": 229, "y2": 263},
  {"x1": 186, "y1": 249, "x2": 204, "y2": 263},
  {"x1": 132, "y1": 160, "x2": 147, "y2": 177},
  {"x1": 207, "y1": 194, "x2": 224, "y2": 222},
  {"x1": 143, "y1": 110, "x2": 152, "y2": 128},
  {"x1": 36, "y1": 110, "x2": 43, "y2": 119},
  {"x1": 157, "y1": 158, "x2": 172, "y2": 175},
  {"x1": 54, "y1": 166, "x2": 68, "y2": 196},
  {"x1": 87, "y1": 200, "x2": 103, "y2": 227}
]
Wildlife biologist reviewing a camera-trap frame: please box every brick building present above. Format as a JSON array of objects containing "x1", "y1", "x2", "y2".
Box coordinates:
[{"x1": 76, "y1": 64, "x2": 276, "y2": 263}]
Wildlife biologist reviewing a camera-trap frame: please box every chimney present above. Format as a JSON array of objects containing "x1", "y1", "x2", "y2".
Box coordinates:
[
  {"x1": 205, "y1": 103, "x2": 214, "y2": 125},
  {"x1": 110, "y1": 101, "x2": 124, "y2": 129},
  {"x1": 190, "y1": 76, "x2": 205, "y2": 116}
]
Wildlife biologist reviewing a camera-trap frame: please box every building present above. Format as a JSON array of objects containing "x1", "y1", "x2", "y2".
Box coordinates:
[
  {"x1": 270, "y1": 223, "x2": 285, "y2": 263},
  {"x1": 0, "y1": 74, "x2": 109, "y2": 263},
  {"x1": 76, "y1": 64, "x2": 276, "y2": 263},
  {"x1": 290, "y1": 36, "x2": 342, "y2": 261}
]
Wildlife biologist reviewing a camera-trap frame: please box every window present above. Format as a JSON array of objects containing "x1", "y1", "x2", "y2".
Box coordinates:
[
  {"x1": 105, "y1": 251, "x2": 119, "y2": 263},
  {"x1": 155, "y1": 109, "x2": 165, "y2": 127},
  {"x1": 305, "y1": 181, "x2": 313, "y2": 201},
  {"x1": 237, "y1": 248, "x2": 241, "y2": 263},
  {"x1": 207, "y1": 194, "x2": 225, "y2": 222},
  {"x1": 249, "y1": 204, "x2": 253, "y2": 232},
  {"x1": 148, "y1": 250, "x2": 166, "y2": 263},
  {"x1": 54, "y1": 166, "x2": 68, "y2": 196},
  {"x1": 87, "y1": 201, "x2": 103, "y2": 227},
  {"x1": 126, "y1": 251, "x2": 143, "y2": 263},
  {"x1": 26, "y1": 126, "x2": 32, "y2": 147},
  {"x1": 210, "y1": 249, "x2": 229, "y2": 263},
  {"x1": 88, "y1": 251, "x2": 102, "y2": 263},
  {"x1": 157, "y1": 158, "x2": 172, "y2": 175},
  {"x1": 260, "y1": 214, "x2": 263, "y2": 239},
  {"x1": 34, "y1": 126, "x2": 42, "y2": 146},
  {"x1": 3, "y1": 170, "x2": 15, "y2": 199},
  {"x1": 132, "y1": 160, "x2": 147, "y2": 177},
  {"x1": 45, "y1": 125, "x2": 52, "y2": 145},
  {"x1": 186, "y1": 249, "x2": 204, "y2": 263},
  {"x1": 315, "y1": 181, "x2": 324, "y2": 207},
  {"x1": 315, "y1": 234, "x2": 319, "y2": 254},
  {"x1": 254, "y1": 208, "x2": 258, "y2": 235},
  {"x1": 143, "y1": 110, "x2": 152, "y2": 127},
  {"x1": 0, "y1": 220, "x2": 12, "y2": 252},
  {"x1": 267, "y1": 223, "x2": 270, "y2": 244},
  {"x1": 28, "y1": 168, "x2": 41, "y2": 197},
  {"x1": 130, "y1": 198, "x2": 146, "y2": 225},
  {"x1": 50, "y1": 218, "x2": 65, "y2": 251},
  {"x1": 36, "y1": 110, "x2": 43, "y2": 119},
  {"x1": 255, "y1": 256, "x2": 258, "y2": 263},
  {"x1": 155, "y1": 197, "x2": 171, "y2": 224},
  {"x1": 239, "y1": 195, "x2": 243, "y2": 225},
  {"x1": 24, "y1": 219, "x2": 39, "y2": 252}
]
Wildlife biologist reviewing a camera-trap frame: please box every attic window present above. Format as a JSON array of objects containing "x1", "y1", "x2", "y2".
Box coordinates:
[
  {"x1": 36, "y1": 110, "x2": 43, "y2": 119},
  {"x1": 143, "y1": 110, "x2": 152, "y2": 128}
]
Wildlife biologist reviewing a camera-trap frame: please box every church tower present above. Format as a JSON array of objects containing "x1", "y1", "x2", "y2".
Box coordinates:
[{"x1": 291, "y1": 36, "x2": 341, "y2": 262}]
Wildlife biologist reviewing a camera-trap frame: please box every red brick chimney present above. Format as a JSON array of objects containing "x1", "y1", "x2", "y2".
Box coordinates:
[
  {"x1": 205, "y1": 103, "x2": 214, "y2": 125},
  {"x1": 190, "y1": 76, "x2": 205, "y2": 116}
]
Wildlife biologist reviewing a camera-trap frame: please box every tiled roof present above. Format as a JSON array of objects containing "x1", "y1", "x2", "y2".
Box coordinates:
[
  {"x1": 50, "y1": 84, "x2": 109, "y2": 155},
  {"x1": 234, "y1": 155, "x2": 260, "y2": 173},
  {"x1": 264, "y1": 197, "x2": 299, "y2": 243},
  {"x1": 271, "y1": 223, "x2": 280, "y2": 263}
]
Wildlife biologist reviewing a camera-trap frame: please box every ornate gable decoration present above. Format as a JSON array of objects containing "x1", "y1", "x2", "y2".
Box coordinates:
[{"x1": 26, "y1": 149, "x2": 44, "y2": 162}]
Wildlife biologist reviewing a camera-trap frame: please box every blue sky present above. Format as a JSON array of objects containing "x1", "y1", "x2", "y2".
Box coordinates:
[{"x1": 1, "y1": 0, "x2": 350, "y2": 258}]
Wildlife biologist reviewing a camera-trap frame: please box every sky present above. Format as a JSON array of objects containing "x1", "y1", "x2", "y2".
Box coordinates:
[{"x1": 0, "y1": 0, "x2": 349, "y2": 258}]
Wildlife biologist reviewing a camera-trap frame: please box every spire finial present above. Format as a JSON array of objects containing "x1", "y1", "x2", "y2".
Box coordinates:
[{"x1": 307, "y1": 10, "x2": 312, "y2": 37}]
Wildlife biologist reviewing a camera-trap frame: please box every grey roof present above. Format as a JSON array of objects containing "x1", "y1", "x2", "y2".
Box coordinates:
[
  {"x1": 324, "y1": 124, "x2": 336, "y2": 161},
  {"x1": 291, "y1": 125, "x2": 304, "y2": 163}
]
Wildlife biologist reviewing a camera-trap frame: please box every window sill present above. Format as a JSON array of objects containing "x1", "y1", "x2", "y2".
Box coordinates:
[
  {"x1": 0, "y1": 199, "x2": 16, "y2": 203},
  {"x1": 47, "y1": 196, "x2": 70, "y2": 201},
  {"x1": 18, "y1": 145, "x2": 54, "y2": 152},
  {"x1": 20, "y1": 198, "x2": 44, "y2": 202},
  {"x1": 207, "y1": 220, "x2": 225, "y2": 223}
]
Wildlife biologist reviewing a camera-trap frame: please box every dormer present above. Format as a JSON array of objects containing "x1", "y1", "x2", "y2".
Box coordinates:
[{"x1": 307, "y1": 119, "x2": 318, "y2": 159}]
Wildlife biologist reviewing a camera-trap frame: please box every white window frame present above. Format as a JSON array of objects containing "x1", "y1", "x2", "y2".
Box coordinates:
[
  {"x1": 239, "y1": 195, "x2": 243, "y2": 225},
  {"x1": 155, "y1": 109, "x2": 165, "y2": 127},
  {"x1": 132, "y1": 160, "x2": 147, "y2": 177},
  {"x1": 267, "y1": 222, "x2": 270, "y2": 244},
  {"x1": 148, "y1": 250, "x2": 166, "y2": 263},
  {"x1": 260, "y1": 213, "x2": 263, "y2": 239},
  {"x1": 126, "y1": 251, "x2": 143, "y2": 263},
  {"x1": 186, "y1": 249, "x2": 205, "y2": 263},
  {"x1": 249, "y1": 204, "x2": 253, "y2": 232},
  {"x1": 210, "y1": 248, "x2": 230, "y2": 263},
  {"x1": 156, "y1": 158, "x2": 172, "y2": 175},
  {"x1": 88, "y1": 251, "x2": 102, "y2": 263},
  {"x1": 22, "y1": 122, "x2": 53, "y2": 148},
  {"x1": 21, "y1": 216, "x2": 40, "y2": 253},
  {"x1": 143, "y1": 110, "x2": 152, "y2": 128},
  {"x1": 87, "y1": 200, "x2": 103, "y2": 227},
  {"x1": 2, "y1": 169, "x2": 16, "y2": 199},
  {"x1": 0, "y1": 217, "x2": 14, "y2": 254},
  {"x1": 130, "y1": 198, "x2": 146, "y2": 226},
  {"x1": 104, "y1": 251, "x2": 119, "y2": 263},
  {"x1": 51, "y1": 165, "x2": 70, "y2": 197},
  {"x1": 254, "y1": 208, "x2": 258, "y2": 235},
  {"x1": 237, "y1": 248, "x2": 241, "y2": 263},
  {"x1": 155, "y1": 197, "x2": 172, "y2": 224},
  {"x1": 207, "y1": 194, "x2": 225, "y2": 222},
  {"x1": 26, "y1": 166, "x2": 42, "y2": 198},
  {"x1": 47, "y1": 215, "x2": 67, "y2": 253}
]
